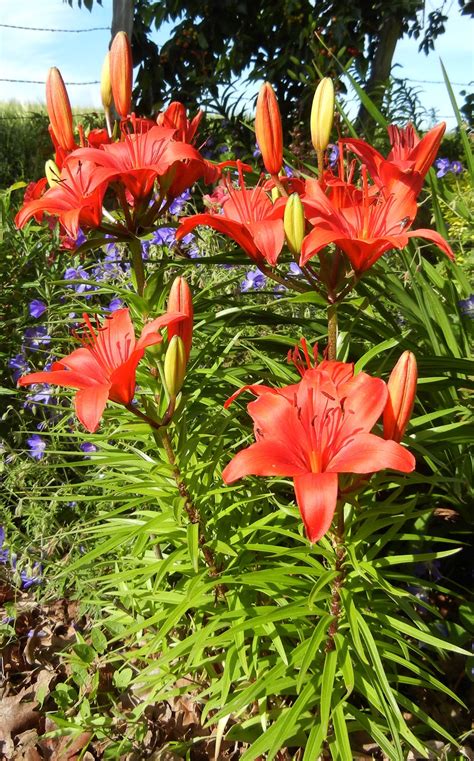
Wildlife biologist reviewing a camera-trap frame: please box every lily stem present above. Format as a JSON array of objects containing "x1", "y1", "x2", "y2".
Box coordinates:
[
  {"x1": 271, "y1": 173, "x2": 288, "y2": 197},
  {"x1": 159, "y1": 428, "x2": 226, "y2": 598},
  {"x1": 327, "y1": 303, "x2": 338, "y2": 360},
  {"x1": 317, "y1": 149, "x2": 325, "y2": 179},
  {"x1": 129, "y1": 238, "x2": 146, "y2": 298}
]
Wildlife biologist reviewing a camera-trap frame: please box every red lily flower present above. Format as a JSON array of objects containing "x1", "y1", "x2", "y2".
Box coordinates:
[
  {"x1": 344, "y1": 122, "x2": 446, "y2": 197},
  {"x1": 71, "y1": 125, "x2": 205, "y2": 202},
  {"x1": 15, "y1": 160, "x2": 110, "y2": 239},
  {"x1": 176, "y1": 161, "x2": 285, "y2": 266},
  {"x1": 222, "y1": 362, "x2": 415, "y2": 543},
  {"x1": 18, "y1": 308, "x2": 185, "y2": 433},
  {"x1": 301, "y1": 170, "x2": 454, "y2": 274}
]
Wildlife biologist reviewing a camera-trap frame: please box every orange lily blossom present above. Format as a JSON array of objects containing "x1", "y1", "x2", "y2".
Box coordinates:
[
  {"x1": 222, "y1": 361, "x2": 415, "y2": 543},
  {"x1": 18, "y1": 308, "x2": 185, "y2": 433},
  {"x1": 15, "y1": 160, "x2": 110, "y2": 239},
  {"x1": 343, "y1": 122, "x2": 446, "y2": 198},
  {"x1": 300, "y1": 167, "x2": 454, "y2": 274},
  {"x1": 71, "y1": 125, "x2": 206, "y2": 203},
  {"x1": 176, "y1": 161, "x2": 285, "y2": 266}
]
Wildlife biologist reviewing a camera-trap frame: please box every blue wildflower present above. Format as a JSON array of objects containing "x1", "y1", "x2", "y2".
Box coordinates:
[
  {"x1": 284, "y1": 165, "x2": 295, "y2": 178},
  {"x1": 241, "y1": 270, "x2": 266, "y2": 292},
  {"x1": 253, "y1": 143, "x2": 262, "y2": 159},
  {"x1": 8, "y1": 353, "x2": 30, "y2": 382},
  {"x1": 24, "y1": 384, "x2": 53, "y2": 410},
  {"x1": 152, "y1": 227, "x2": 177, "y2": 246},
  {"x1": 26, "y1": 434, "x2": 47, "y2": 460},
  {"x1": 328, "y1": 144, "x2": 339, "y2": 168},
  {"x1": 64, "y1": 265, "x2": 93, "y2": 294},
  {"x1": 23, "y1": 326, "x2": 51, "y2": 351},
  {"x1": 80, "y1": 442, "x2": 98, "y2": 455},
  {"x1": 20, "y1": 562, "x2": 42, "y2": 590},
  {"x1": 29, "y1": 300, "x2": 47, "y2": 319},
  {"x1": 169, "y1": 189, "x2": 191, "y2": 216},
  {"x1": 107, "y1": 297, "x2": 125, "y2": 312},
  {"x1": 0, "y1": 527, "x2": 9, "y2": 564},
  {"x1": 450, "y1": 160, "x2": 463, "y2": 174},
  {"x1": 458, "y1": 294, "x2": 474, "y2": 319},
  {"x1": 289, "y1": 262, "x2": 303, "y2": 277},
  {"x1": 434, "y1": 158, "x2": 451, "y2": 178}
]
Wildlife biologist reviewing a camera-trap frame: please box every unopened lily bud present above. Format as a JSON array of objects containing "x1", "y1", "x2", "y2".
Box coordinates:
[
  {"x1": 255, "y1": 82, "x2": 283, "y2": 176},
  {"x1": 167, "y1": 277, "x2": 193, "y2": 360},
  {"x1": 310, "y1": 77, "x2": 335, "y2": 153},
  {"x1": 45, "y1": 159, "x2": 60, "y2": 187},
  {"x1": 164, "y1": 335, "x2": 187, "y2": 397},
  {"x1": 109, "y1": 31, "x2": 132, "y2": 118},
  {"x1": 46, "y1": 67, "x2": 75, "y2": 152},
  {"x1": 100, "y1": 52, "x2": 113, "y2": 110},
  {"x1": 284, "y1": 193, "x2": 305, "y2": 256},
  {"x1": 383, "y1": 351, "x2": 418, "y2": 442}
]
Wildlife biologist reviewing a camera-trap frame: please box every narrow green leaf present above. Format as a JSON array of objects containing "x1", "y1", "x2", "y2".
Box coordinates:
[
  {"x1": 332, "y1": 702, "x2": 352, "y2": 760},
  {"x1": 296, "y1": 614, "x2": 333, "y2": 693},
  {"x1": 186, "y1": 521, "x2": 199, "y2": 573}
]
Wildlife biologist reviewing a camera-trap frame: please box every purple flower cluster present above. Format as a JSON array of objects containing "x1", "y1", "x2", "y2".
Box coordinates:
[{"x1": 434, "y1": 158, "x2": 463, "y2": 178}]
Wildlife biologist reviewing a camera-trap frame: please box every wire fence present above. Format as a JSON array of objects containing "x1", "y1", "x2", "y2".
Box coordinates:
[{"x1": 0, "y1": 22, "x2": 108, "y2": 32}]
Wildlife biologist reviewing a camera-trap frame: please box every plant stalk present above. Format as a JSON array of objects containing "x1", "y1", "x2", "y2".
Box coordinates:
[
  {"x1": 129, "y1": 238, "x2": 146, "y2": 298},
  {"x1": 327, "y1": 303, "x2": 338, "y2": 360},
  {"x1": 159, "y1": 428, "x2": 226, "y2": 598}
]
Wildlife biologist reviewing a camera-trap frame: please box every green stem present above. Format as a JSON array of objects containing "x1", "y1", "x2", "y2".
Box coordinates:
[
  {"x1": 159, "y1": 428, "x2": 226, "y2": 598},
  {"x1": 271, "y1": 173, "x2": 288, "y2": 197},
  {"x1": 317, "y1": 149, "x2": 325, "y2": 179},
  {"x1": 325, "y1": 500, "x2": 345, "y2": 651},
  {"x1": 327, "y1": 303, "x2": 338, "y2": 360},
  {"x1": 129, "y1": 238, "x2": 146, "y2": 298}
]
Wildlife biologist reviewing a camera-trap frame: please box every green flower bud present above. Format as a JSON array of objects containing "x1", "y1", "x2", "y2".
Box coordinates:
[
  {"x1": 284, "y1": 192, "x2": 305, "y2": 256},
  {"x1": 164, "y1": 335, "x2": 187, "y2": 397}
]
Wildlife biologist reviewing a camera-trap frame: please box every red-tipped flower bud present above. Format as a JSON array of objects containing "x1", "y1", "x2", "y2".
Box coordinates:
[
  {"x1": 255, "y1": 82, "x2": 283, "y2": 176},
  {"x1": 167, "y1": 277, "x2": 193, "y2": 360},
  {"x1": 383, "y1": 351, "x2": 418, "y2": 442},
  {"x1": 110, "y1": 31, "x2": 132, "y2": 118},
  {"x1": 46, "y1": 67, "x2": 75, "y2": 152}
]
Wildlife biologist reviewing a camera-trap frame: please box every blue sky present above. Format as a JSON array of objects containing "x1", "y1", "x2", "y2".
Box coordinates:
[{"x1": 0, "y1": 0, "x2": 472, "y2": 129}]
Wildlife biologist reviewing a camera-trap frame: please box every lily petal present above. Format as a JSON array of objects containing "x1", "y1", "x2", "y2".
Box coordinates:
[
  {"x1": 406, "y1": 228, "x2": 455, "y2": 260},
  {"x1": 293, "y1": 471, "x2": 339, "y2": 543},
  {"x1": 327, "y1": 432, "x2": 416, "y2": 474},
  {"x1": 74, "y1": 384, "x2": 110, "y2": 432},
  {"x1": 222, "y1": 439, "x2": 308, "y2": 483}
]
